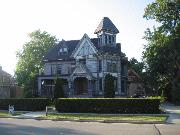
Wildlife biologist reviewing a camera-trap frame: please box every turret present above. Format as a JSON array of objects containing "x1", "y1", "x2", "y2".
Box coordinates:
[{"x1": 94, "y1": 17, "x2": 119, "y2": 47}]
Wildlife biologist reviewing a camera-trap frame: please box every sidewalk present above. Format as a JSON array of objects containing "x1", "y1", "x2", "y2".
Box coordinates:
[
  {"x1": 161, "y1": 103, "x2": 180, "y2": 124},
  {"x1": 13, "y1": 111, "x2": 45, "y2": 118}
]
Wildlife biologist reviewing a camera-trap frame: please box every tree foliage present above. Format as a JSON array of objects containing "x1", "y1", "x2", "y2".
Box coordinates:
[
  {"x1": 54, "y1": 78, "x2": 65, "y2": 98},
  {"x1": 144, "y1": 0, "x2": 180, "y2": 34},
  {"x1": 104, "y1": 74, "x2": 115, "y2": 98},
  {"x1": 15, "y1": 30, "x2": 57, "y2": 97},
  {"x1": 143, "y1": 0, "x2": 180, "y2": 103},
  {"x1": 128, "y1": 57, "x2": 144, "y2": 76}
]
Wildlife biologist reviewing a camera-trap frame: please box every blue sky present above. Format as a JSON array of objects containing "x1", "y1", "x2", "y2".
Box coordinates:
[{"x1": 0, "y1": 0, "x2": 156, "y2": 75}]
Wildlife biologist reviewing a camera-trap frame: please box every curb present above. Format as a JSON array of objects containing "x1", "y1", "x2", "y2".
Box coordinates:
[
  {"x1": 0, "y1": 116, "x2": 166, "y2": 124},
  {"x1": 0, "y1": 114, "x2": 169, "y2": 124},
  {"x1": 34, "y1": 118, "x2": 167, "y2": 124}
]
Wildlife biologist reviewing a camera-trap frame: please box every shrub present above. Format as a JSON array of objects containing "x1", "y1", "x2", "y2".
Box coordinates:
[
  {"x1": 55, "y1": 98, "x2": 161, "y2": 114},
  {"x1": 104, "y1": 74, "x2": 115, "y2": 98},
  {"x1": 54, "y1": 78, "x2": 65, "y2": 98},
  {"x1": 0, "y1": 98, "x2": 51, "y2": 111}
]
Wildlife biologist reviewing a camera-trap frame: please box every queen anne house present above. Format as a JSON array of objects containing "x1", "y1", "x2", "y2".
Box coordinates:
[{"x1": 38, "y1": 17, "x2": 128, "y2": 97}]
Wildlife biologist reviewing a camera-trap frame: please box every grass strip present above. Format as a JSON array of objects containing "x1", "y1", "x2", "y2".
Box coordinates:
[
  {"x1": 0, "y1": 111, "x2": 24, "y2": 117},
  {"x1": 0, "y1": 112, "x2": 10, "y2": 117},
  {"x1": 42, "y1": 113, "x2": 167, "y2": 122}
]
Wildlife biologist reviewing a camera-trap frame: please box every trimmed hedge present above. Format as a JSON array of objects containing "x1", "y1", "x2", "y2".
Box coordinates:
[
  {"x1": 55, "y1": 98, "x2": 161, "y2": 114},
  {"x1": 0, "y1": 98, "x2": 51, "y2": 111}
]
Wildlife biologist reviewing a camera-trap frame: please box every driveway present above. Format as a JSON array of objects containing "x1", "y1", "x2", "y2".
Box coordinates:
[{"x1": 161, "y1": 103, "x2": 180, "y2": 124}]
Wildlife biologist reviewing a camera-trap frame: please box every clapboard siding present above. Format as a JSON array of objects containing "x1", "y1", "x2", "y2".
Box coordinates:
[
  {"x1": 61, "y1": 63, "x2": 71, "y2": 74},
  {"x1": 44, "y1": 63, "x2": 51, "y2": 75},
  {"x1": 86, "y1": 59, "x2": 97, "y2": 72}
]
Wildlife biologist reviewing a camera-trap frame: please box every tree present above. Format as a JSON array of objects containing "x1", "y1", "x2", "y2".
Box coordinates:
[
  {"x1": 54, "y1": 78, "x2": 65, "y2": 98},
  {"x1": 104, "y1": 74, "x2": 115, "y2": 98},
  {"x1": 128, "y1": 57, "x2": 145, "y2": 76},
  {"x1": 143, "y1": 0, "x2": 180, "y2": 103},
  {"x1": 143, "y1": 29, "x2": 174, "y2": 98},
  {"x1": 144, "y1": 0, "x2": 180, "y2": 34},
  {"x1": 15, "y1": 30, "x2": 57, "y2": 97}
]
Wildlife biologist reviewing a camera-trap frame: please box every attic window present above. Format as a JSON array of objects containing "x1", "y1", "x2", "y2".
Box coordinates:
[
  {"x1": 59, "y1": 47, "x2": 68, "y2": 55},
  {"x1": 63, "y1": 48, "x2": 67, "y2": 52}
]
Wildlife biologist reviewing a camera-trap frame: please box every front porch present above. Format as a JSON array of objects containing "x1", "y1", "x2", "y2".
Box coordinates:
[
  {"x1": 38, "y1": 76, "x2": 97, "y2": 98},
  {"x1": 69, "y1": 77, "x2": 97, "y2": 97}
]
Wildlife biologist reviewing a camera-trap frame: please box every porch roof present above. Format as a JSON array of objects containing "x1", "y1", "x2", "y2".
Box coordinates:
[{"x1": 70, "y1": 63, "x2": 96, "y2": 80}]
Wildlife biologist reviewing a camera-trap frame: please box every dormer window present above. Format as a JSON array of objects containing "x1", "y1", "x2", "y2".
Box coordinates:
[
  {"x1": 59, "y1": 48, "x2": 63, "y2": 53},
  {"x1": 63, "y1": 47, "x2": 67, "y2": 52},
  {"x1": 59, "y1": 47, "x2": 68, "y2": 55}
]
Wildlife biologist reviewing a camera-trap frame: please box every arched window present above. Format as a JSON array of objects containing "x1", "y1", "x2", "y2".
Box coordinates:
[
  {"x1": 105, "y1": 35, "x2": 108, "y2": 44},
  {"x1": 112, "y1": 36, "x2": 115, "y2": 43},
  {"x1": 109, "y1": 35, "x2": 112, "y2": 44}
]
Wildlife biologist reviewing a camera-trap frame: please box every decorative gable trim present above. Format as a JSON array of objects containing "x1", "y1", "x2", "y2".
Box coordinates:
[
  {"x1": 71, "y1": 33, "x2": 98, "y2": 58},
  {"x1": 70, "y1": 63, "x2": 94, "y2": 80}
]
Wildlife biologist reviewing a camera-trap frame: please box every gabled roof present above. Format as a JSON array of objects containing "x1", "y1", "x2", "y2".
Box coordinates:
[
  {"x1": 0, "y1": 69, "x2": 12, "y2": 77},
  {"x1": 94, "y1": 17, "x2": 119, "y2": 34},
  {"x1": 128, "y1": 69, "x2": 142, "y2": 82},
  {"x1": 43, "y1": 38, "x2": 121, "y2": 62},
  {"x1": 43, "y1": 40, "x2": 79, "y2": 61},
  {"x1": 71, "y1": 34, "x2": 98, "y2": 58}
]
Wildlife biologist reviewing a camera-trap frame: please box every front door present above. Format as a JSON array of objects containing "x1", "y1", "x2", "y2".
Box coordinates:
[{"x1": 74, "y1": 77, "x2": 88, "y2": 94}]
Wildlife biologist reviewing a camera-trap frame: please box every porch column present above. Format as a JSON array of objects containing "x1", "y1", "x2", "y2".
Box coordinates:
[
  {"x1": 68, "y1": 79, "x2": 74, "y2": 96},
  {"x1": 117, "y1": 57, "x2": 121, "y2": 95},
  {"x1": 67, "y1": 80, "x2": 71, "y2": 96},
  {"x1": 38, "y1": 78, "x2": 42, "y2": 96},
  {"x1": 88, "y1": 80, "x2": 92, "y2": 97}
]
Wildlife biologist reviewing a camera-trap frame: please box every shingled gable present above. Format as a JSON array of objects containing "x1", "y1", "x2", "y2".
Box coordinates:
[
  {"x1": 94, "y1": 17, "x2": 119, "y2": 34},
  {"x1": 71, "y1": 33, "x2": 98, "y2": 58},
  {"x1": 70, "y1": 63, "x2": 94, "y2": 80}
]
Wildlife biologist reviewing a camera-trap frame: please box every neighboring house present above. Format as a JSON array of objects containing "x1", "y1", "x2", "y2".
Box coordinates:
[
  {"x1": 0, "y1": 66, "x2": 13, "y2": 98},
  {"x1": 38, "y1": 17, "x2": 128, "y2": 97},
  {"x1": 0, "y1": 66, "x2": 23, "y2": 98},
  {"x1": 127, "y1": 69, "x2": 145, "y2": 97}
]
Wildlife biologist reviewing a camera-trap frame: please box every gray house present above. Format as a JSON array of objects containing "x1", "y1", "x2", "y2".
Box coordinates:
[{"x1": 38, "y1": 17, "x2": 128, "y2": 97}]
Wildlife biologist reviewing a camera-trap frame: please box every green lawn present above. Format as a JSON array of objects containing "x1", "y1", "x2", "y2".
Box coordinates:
[
  {"x1": 0, "y1": 111, "x2": 24, "y2": 117},
  {"x1": 42, "y1": 113, "x2": 167, "y2": 122},
  {"x1": 0, "y1": 112, "x2": 10, "y2": 117}
]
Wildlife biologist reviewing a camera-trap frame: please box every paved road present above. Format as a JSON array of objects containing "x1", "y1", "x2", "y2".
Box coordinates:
[{"x1": 0, "y1": 118, "x2": 180, "y2": 135}]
